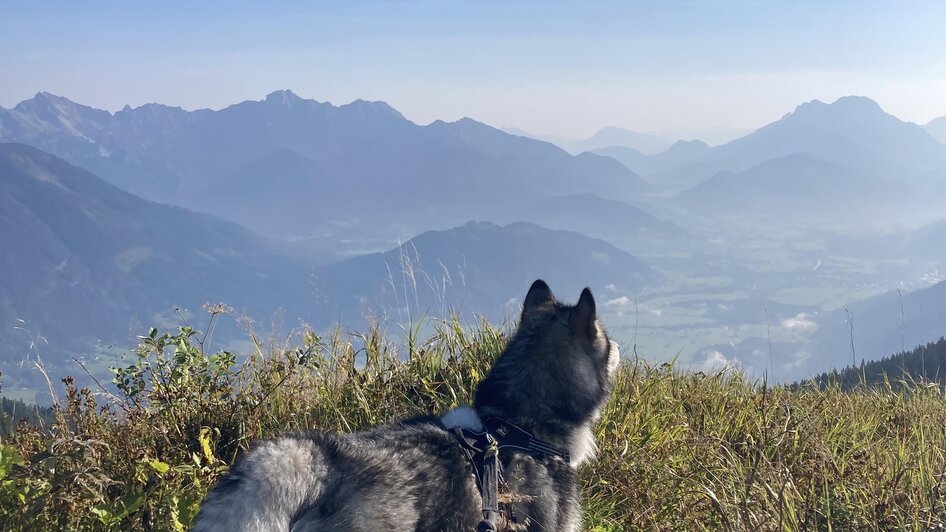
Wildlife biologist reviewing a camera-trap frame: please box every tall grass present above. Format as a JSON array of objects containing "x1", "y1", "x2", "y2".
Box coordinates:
[{"x1": 1, "y1": 315, "x2": 944, "y2": 531}]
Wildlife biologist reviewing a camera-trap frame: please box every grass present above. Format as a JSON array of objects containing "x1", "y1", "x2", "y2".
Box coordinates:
[{"x1": 1, "y1": 314, "x2": 945, "y2": 531}]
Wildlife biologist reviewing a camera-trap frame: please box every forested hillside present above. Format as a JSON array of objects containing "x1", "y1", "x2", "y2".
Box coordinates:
[{"x1": 807, "y1": 337, "x2": 946, "y2": 390}]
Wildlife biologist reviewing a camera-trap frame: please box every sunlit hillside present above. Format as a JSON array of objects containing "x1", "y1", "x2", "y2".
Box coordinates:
[{"x1": 1, "y1": 317, "x2": 943, "y2": 530}]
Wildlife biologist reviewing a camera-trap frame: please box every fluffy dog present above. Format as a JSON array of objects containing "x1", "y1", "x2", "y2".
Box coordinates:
[{"x1": 193, "y1": 279, "x2": 619, "y2": 531}]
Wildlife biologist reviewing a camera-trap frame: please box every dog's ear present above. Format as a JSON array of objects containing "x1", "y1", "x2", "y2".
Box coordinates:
[
  {"x1": 522, "y1": 279, "x2": 555, "y2": 318},
  {"x1": 570, "y1": 287, "x2": 597, "y2": 339}
]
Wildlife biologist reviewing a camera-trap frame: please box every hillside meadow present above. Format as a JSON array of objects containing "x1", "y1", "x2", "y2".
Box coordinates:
[{"x1": 1, "y1": 314, "x2": 944, "y2": 531}]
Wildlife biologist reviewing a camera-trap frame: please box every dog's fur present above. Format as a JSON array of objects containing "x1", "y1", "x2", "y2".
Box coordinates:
[{"x1": 193, "y1": 280, "x2": 619, "y2": 531}]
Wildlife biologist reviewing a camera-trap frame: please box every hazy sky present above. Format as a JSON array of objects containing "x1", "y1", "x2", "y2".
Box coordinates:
[{"x1": 2, "y1": 1, "x2": 944, "y2": 138}]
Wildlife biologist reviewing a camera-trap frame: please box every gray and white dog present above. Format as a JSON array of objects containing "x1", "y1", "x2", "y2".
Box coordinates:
[{"x1": 193, "y1": 279, "x2": 620, "y2": 531}]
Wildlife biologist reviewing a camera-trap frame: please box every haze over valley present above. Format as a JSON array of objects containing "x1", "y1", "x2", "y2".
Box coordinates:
[{"x1": 2, "y1": 88, "x2": 946, "y2": 399}]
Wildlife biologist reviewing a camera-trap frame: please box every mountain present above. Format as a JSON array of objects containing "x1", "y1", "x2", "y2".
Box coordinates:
[
  {"x1": 506, "y1": 126, "x2": 675, "y2": 155},
  {"x1": 514, "y1": 193, "x2": 685, "y2": 247},
  {"x1": 652, "y1": 96, "x2": 946, "y2": 192},
  {"x1": 0, "y1": 93, "x2": 199, "y2": 200},
  {"x1": 312, "y1": 221, "x2": 657, "y2": 323},
  {"x1": 927, "y1": 116, "x2": 946, "y2": 145},
  {"x1": 593, "y1": 139, "x2": 711, "y2": 177},
  {"x1": 678, "y1": 153, "x2": 896, "y2": 220},
  {"x1": 0, "y1": 91, "x2": 649, "y2": 244},
  {"x1": 802, "y1": 280, "x2": 946, "y2": 378},
  {"x1": 0, "y1": 143, "x2": 314, "y2": 388}
]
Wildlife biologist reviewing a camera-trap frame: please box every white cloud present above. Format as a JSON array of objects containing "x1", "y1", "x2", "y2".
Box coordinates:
[
  {"x1": 698, "y1": 350, "x2": 742, "y2": 372},
  {"x1": 605, "y1": 296, "x2": 632, "y2": 308},
  {"x1": 782, "y1": 312, "x2": 818, "y2": 333}
]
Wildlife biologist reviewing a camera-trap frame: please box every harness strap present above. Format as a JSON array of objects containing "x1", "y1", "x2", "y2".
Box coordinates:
[
  {"x1": 477, "y1": 436, "x2": 500, "y2": 532},
  {"x1": 483, "y1": 417, "x2": 570, "y2": 465},
  {"x1": 449, "y1": 416, "x2": 571, "y2": 531}
]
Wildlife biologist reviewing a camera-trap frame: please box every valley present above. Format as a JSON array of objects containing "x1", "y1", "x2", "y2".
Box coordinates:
[{"x1": 1, "y1": 91, "x2": 945, "y2": 401}]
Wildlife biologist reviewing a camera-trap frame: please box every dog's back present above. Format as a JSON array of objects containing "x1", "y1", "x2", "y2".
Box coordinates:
[{"x1": 193, "y1": 418, "x2": 482, "y2": 531}]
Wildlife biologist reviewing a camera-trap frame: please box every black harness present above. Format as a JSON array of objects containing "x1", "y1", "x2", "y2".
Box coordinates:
[{"x1": 450, "y1": 416, "x2": 570, "y2": 532}]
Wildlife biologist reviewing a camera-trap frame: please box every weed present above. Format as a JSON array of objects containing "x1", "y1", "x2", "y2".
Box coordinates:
[{"x1": 1, "y1": 316, "x2": 944, "y2": 530}]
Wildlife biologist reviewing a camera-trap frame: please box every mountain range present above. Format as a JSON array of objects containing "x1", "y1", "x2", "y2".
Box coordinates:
[
  {"x1": 5, "y1": 92, "x2": 942, "y2": 237},
  {"x1": 649, "y1": 96, "x2": 946, "y2": 194},
  {"x1": 0, "y1": 91, "x2": 648, "y2": 249}
]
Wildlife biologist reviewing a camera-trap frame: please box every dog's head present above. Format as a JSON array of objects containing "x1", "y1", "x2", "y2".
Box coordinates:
[{"x1": 474, "y1": 280, "x2": 619, "y2": 449}]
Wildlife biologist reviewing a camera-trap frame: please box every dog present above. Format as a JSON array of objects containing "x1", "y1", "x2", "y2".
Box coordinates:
[{"x1": 193, "y1": 279, "x2": 620, "y2": 531}]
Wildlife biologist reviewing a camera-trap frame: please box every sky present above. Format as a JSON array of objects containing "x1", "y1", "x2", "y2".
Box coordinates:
[{"x1": 1, "y1": 1, "x2": 945, "y2": 138}]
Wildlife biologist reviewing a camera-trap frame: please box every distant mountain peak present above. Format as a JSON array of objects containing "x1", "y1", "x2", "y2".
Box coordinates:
[
  {"x1": 670, "y1": 138, "x2": 709, "y2": 148},
  {"x1": 255, "y1": 91, "x2": 406, "y2": 120},
  {"x1": 34, "y1": 91, "x2": 68, "y2": 102},
  {"x1": 444, "y1": 117, "x2": 492, "y2": 130},
  {"x1": 832, "y1": 95, "x2": 883, "y2": 109},
  {"x1": 264, "y1": 89, "x2": 303, "y2": 106},
  {"x1": 128, "y1": 102, "x2": 185, "y2": 112},
  {"x1": 7, "y1": 92, "x2": 113, "y2": 139},
  {"x1": 426, "y1": 117, "x2": 506, "y2": 139},
  {"x1": 338, "y1": 98, "x2": 405, "y2": 120},
  {"x1": 664, "y1": 138, "x2": 710, "y2": 154},
  {"x1": 790, "y1": 95, "x2": 885, "y2": 121},
  {"x1": 460, "y1": 220, "x2": 500, "y2": 230},
  {"x1": 14, "y1": 91, "x2": 83, "y2": 113}
]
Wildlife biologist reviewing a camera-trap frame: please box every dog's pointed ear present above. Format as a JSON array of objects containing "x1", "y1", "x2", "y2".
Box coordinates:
[
  {"x1": 570, "y1": 287, "x2": 597, "y2": 338},
  {"x1": 522, "y1": 279, "x2": 555, "y2": 318}
]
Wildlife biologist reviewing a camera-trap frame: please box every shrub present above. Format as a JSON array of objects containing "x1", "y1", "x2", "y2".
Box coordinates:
[{"x1": 1, "y1": 315, "x2": 944, "y2": 530}]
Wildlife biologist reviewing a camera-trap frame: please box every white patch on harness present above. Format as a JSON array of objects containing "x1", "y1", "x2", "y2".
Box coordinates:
[{"x1": 441, "y1": 406, "x2": 484, "y2": 431}]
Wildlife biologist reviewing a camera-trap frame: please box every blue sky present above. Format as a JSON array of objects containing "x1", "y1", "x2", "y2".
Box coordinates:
[{"x1": 2, "y1": 1, "x2": 944, "y2": 137}]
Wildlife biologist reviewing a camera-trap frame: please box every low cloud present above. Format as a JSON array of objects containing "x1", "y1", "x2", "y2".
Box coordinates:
[
  {"x1": 782, "y1": 312, "x2": 817, "y2": 332},
  {"x1": 698, "y1": 350, "x2": 742, "y2": 372},
  {"x1": 605, "y1": 296, "x2": 632, "y2": 308}
]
